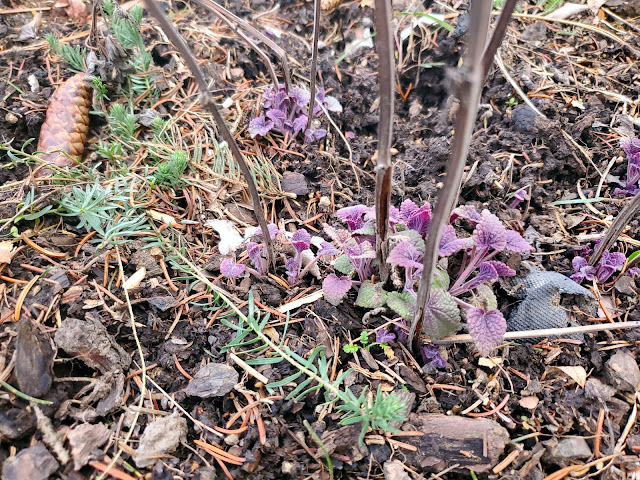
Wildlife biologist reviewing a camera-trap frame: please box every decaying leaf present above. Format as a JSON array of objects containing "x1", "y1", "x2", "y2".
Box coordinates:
[
  {"x1": 547, "y1": 366, "x2": 587, "y2": 388},
  {"x1": 0, "y1": 241, "x2": 15, "y2": 264},
  {"x1": 124, "y1": 267, "x2": 146, "y2": 290}
]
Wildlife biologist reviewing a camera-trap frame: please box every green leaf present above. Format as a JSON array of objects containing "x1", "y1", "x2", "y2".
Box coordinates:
[
  {"x1": 385, "y1": 291, "x2": 415, "y2": 320},
  {"x1": 423, "y1": 289, "x2": 461, "y2": 339},
  {"x1": 431, "y1": 268, "x2": 450, "y2": 290},
  {"x1": 343, "y1": 344, "x2": 359, "y2": 353},
  {"x1": 334, "y1": 254, "x2": 355, "y2": 275},
  {"x1": 472, "y1": 284, "x2": 498, "y2": 311},
  {"x1": 359, "y1": 330, "x2": 369, "y2": 346},
  {"x1": 355, "y1": 280, "x2": 387, "y2": 309},
  {"x1": 628, "y1": 250, "x2": 640, "y2": 264}
]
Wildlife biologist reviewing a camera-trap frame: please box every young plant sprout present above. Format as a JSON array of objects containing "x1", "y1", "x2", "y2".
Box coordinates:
[{"x1": 614, "y1": 137, "x2": 640, "y2": 196}]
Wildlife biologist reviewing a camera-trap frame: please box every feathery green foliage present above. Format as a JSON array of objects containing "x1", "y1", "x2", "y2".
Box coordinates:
[
  {"x1": 151, "y1": 150, "x2": 189, "y2": 189},
  {"x1": 45, "y1": 33, "x2": 87, "y2": 72}
]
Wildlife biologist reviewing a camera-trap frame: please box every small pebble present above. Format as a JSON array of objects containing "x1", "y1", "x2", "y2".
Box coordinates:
[{"x1": 5, "y1": 113, "x2": 19, "y2": 124}]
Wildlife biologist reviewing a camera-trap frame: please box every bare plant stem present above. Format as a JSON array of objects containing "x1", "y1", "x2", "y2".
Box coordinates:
[
  {"x1": 306, "y1": 0, "x2": 321, "y2": 131},
  {"x1": 144, "y1": 0, "x2": 276, "y2": 269},
  {"x1": 373, "y1": 0, "x2": 395, "y2": 282},
  {"x1": 410, "y1": 0, "x2": 492, "y2": 352},
  {"x1": 481, "y1": 0, "x2": 517, "y2": 80},
  {"x1": 191, "y1": 0, "x2": 292, "y2": 91},
  {"x1": 590, "y1": 192, "x2": 640, "y2": 266}
]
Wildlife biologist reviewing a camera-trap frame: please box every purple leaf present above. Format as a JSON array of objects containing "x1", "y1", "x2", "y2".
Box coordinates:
[
  {"x1": 509, "y1": 188, "x2": 528, "y2": 209},
  {"x1": 292, "y1": 115, "x2": 308, "y2": 134},
  {"x1": 395, "y1": 319, "x2": 408, "y2": 343},
  {"x1": 484, "y1": 260, "x2": 516, "y2": 277},
  {"x1": 324, "y1": 95, "x2": 342, "y2": 113},
  {"x1": 322, "y1": 274, "x2": 352, "y2": 306},
  {"x1": 317, "y1": 241, "x2": 339, "y2": 257},
  {"x1": 246, "y1": 241, "x2": 267, "y2": 275},
  {"x1": 248, "y1": 116, "x2": 274, "y2": 138},
  {"x1": 596, "y1": 250, "x2": 626, "y2": 283},
  {"x1": 323, "y1": 224, "x2": 352, "y2": 244},
  {"x1": 220, "y1": 258, "x2": 246, "y2": 278},
  {"x1": 451, "y1": 204, "x2": 482, "y2": 223},
  {"x1": 571, "y1": 256, "x2": 596, "y2": 283},
  {"x1": 289, "y1": 87, "x2": 310, "y2": 107},
  {"x1": 266, "y1": 108, "x2": 286, "y2": 131},
  {"x1": 421, "y1": 344, "x2": 446, "y2": 369},
  {"x1": 256, "y1": 223, "x2": 282, "y2": 240},
  {"x1": 376, "y1": 328, "x2": 395, "y2": 344},
  {"x1": 505, "y1": 230, "x2": 534, "y2": 253},
  {"x1": 388, "y1": 205, "x2": 400, "y2": 227},
  {"x1": 304, "y1": 128, "x2": 326, "y2": 143},
  {"x1": 439, "y1": 225, "x2": 469, "y2": 256},
  {"x1": 291, "y1": 229, "x2": 311, "y2": 253},
  {"x1": 400, "y1": 199, "x2": 418, "y2": 220},
  {"x1": 462, "y1": 262, "x2": 500, "y2": 291},
  {"x1": 336, "y1": 205, "x2": 370, "y2": 231},
  {"x1": 472, "y1": 211, "x2": 507, "y2": 252},
  {"x1": 387, "y1": 241, "x2": 423, "y2": 270},
  {"x1": 466, "y1": 307, "x2": 507, "y2": 357},
  {"x1": 622, "y1": 137, "x2": 640, "y2": 186},
  {"x1": 285, "y1": 257, "x2": 298, "y2": 284},
  {"x1": 406, "y1": 204, "x2": 432, "y2": 236},
  {"x1": 627, "y1": 267, "x2": 640, "y2": 277}
]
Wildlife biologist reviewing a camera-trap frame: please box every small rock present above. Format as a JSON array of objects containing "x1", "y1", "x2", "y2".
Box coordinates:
[
  {"x1": 54, "y1": 314, "x2": 131, "y2": 374},
  {"x1": 383, "y1": 460, "x2": 411, "y2": 480},
  {"x1": 148, "y1": 296, "x2": 178, "y2": 312},
  {"x1": 2, "y1": 442, "x2": 59, "y2": 480},
  {"x1": 5, "y1": 112, "x2": 19, "y2": 124},
  {"x1": 543, "y1": 437, "x2": 592, "y2": 467},
  {"x1": 281, "y1": 171, "x2": 309, "y2": 196},
  {"x1": 137, "y1": 108, "x2": 160, "y2": 127},
  {"x1": 585, "y1": 378, "x2": 616, "y2": 403},
  {"x1": 522, "y1": 21, "x2": 547, "y2": 42},
  {"x1": 511, "y1": 105, "x2": 540, "y2": 133},
  {"x1": 224, "y1": 434, "x2": 240, "y2": 446},
  {"x1": 134, "y1": 413, "x2": 188, "y2": 468},
  {"x1": 605, "y1": 350, "x2": 640, "y2": 393},
  {"x1": 185, "y1": 363, "x2": 238, "y2": 398},
  {"x1": 67, "y1": 423, "x2": 111, "y2": 470}
]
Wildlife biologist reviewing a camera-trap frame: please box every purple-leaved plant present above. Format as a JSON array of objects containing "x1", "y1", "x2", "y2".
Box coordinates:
[
  {"x1": 321, "y1": 201, "x2": 533, "y2": 357},
  {"x1": 614, "y1": 137, "x2": 640, "y2": 196},
  {"x1": 571, "y1": 249, "x2": 626, "y2": 284},
  {"x1": 248, "y1": 85, "x2": 341, "y2": 143}
]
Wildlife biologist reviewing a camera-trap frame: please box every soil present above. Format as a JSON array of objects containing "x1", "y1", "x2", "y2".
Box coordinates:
[{"x1": 1, "y1": 0, "x2": 640, "y2": 479}]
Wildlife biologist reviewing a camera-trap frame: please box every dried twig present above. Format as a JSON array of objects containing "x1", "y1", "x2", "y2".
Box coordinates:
[
  {"x1": 144, "y1": 0, "x2": 276, "y2": 269},
  {"x1": 307, "y1": 0, "x2": 321, "y2": 131},
  {"x1": 411, "y1": 0, "x2": 492, "y2": 352},
  {"x1": 589, "y1": 193, "x2": 640, "y2": 266},
  {"x1": 373, "y1": 0, "x2": 395, "y2": 281},
  {"x1": 481, "y1": 0, "x2": 517, "y2": 80}
]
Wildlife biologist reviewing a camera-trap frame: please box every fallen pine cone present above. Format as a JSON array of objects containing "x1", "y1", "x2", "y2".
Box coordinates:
[{"x1": 36, "y1": 73, "x2": 91, "y2": 176}]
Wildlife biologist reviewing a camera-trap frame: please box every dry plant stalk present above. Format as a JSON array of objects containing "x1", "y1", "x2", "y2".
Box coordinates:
[
  {"x1": 144, "y1": 0, "x2": 276, "y2": 269},
  {"x1": 306, "y1": 0, "x2": 321, "y2": 131},
  {"x1": 36, "y1": 73, "x2": 91, "y2": 176},
  {"x1": 410, "y1": 0, "x2": 493, "y2": 351},
  {"x1": 190, "y1": 0, "x2": 292, "y2": 91},
  {"x1": 590, "y1": 193, "x2": 640, "y2": 266},
  {"x1": 373, "y1": 0, "x2": 395, "y2": 281}
]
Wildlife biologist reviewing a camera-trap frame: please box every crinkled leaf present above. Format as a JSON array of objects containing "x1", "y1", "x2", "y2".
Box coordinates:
[
  {"x1": 596, "y1": 250, "x2": 626, "y2": 283},
  {"x1": 336, "y1": 205, "x2": 370, "y2": 231},
  {"x1": 323, "y1": 224, "x2": 351, "y2": 244},
  {"x1": 571, "y1": 256, "x2": 596, "y2": 283},
  {"x1": 355, "y1": 280, "x2": 387, "y2": 309},
  {"x1": 322, "y1": 274, "x2": 352, "y2": 306},
  {"x1": 285, "y1": 257, "x2": 298, "y2": 284},
  {"x1": 291, "y1": 229, "x2": 311, "y2": 253},
  {"x1": 292, "y1": 115, "x2": 308, "y2": 134},
  {"x1": 333, "y1": 254, "x2": 355, "y2": 275},
  {"x1": 248, "y1": 116, "x2": 274, "y2": 138},
  {"x1": 462, "y1": 262, "x2": 499, "y2": 291},
  {"x1": 220, "y1": 258, "x2": 245, "y2": 278},
  {"x1": 451, "y1": 204, "x2": 482, "y2": 223},
  {"x1": 304, "y1": 128, "x2": 326, "y2": 143},
  {"x1": 473, "y1": 210, "x2": 508, "y2": 252},
  {"x1": 406, "y1": 204, "x2": 432, "y2": 236},
  {"x1": 466, "y1": 307, "x2": 507, "y2": 357},
  {"x1": 246, "y1": 241, "x2": 265, "y2": 273},
  {"x1": 473, "y1": 284, "x2": 498, "y2": 311},
  {"x1": 317, "y1": 241, "x2": 339, "y2": 257},
  {"x1": 353, "y1": 220, "x2": 375, "y2": 236},
  {"x1": 266, "y1": 108, "x2": 286, "y2": 131},
  {"x1": 376, "y1": 328, "x2": 395, "y2": 344},
  {"x1": 484, "y1": 260, "x2": 516, "y2": 277},
  {"x1": 399, "y1": 199, "x2": 418, "y2": 220},
  {"x1": 505, "y1": 230, "x2": 533, "y2": 253},
  {"x1": 385, "y1": 291, "x2": 415, "y2": 320},
  {"x1": 422, "y1": 289, "x2": 461, "y2": 339},
  {"x1": 439, "y1": 224, "x2": 469, "y2": 256},
  {"x1": 289, "y1": 86, "x2": 310, "y2": 107},
  {"x1": 431, "y1": 268, "x2": 450, "y2": 290},
  {"x1": 421, "y1": 344, "x2": 446, "y2": 369},
  {"x1": 387, "y1": 241, "x2": 423, "y2": 269},
  {"x1": 256, "y1": 223, "x2": 282, "y2": 240}
]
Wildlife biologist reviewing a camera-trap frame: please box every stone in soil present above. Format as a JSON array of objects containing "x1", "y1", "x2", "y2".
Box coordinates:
[
  {"x1": 185, "y1": 363, "x2": 239, "y2": 398},
  {"x1": 1, "y1": 442, "x2": 59, "y2": 480},
  {"x1": 383, "y1": 460, "x2": 411, "y2": 480},
  {"x1": 543, "y1": 437, "x2": 592, "y2": 468},
  {"x1": 280, "y1": 171, "x2": 309, "y2": 196},
  {"x1": 134, "y1": 412, "x2": 188, "y2": 468},
  {"x1": 605, "y1": 349, "x2": 640, "y2": 393}
]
